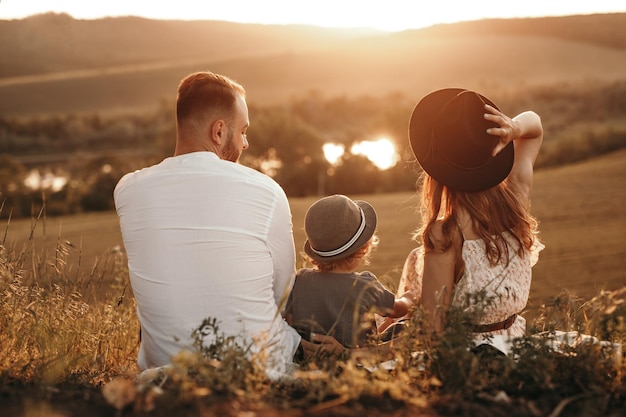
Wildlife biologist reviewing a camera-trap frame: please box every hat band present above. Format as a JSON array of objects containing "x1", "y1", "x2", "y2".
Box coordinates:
[{"x1": 310, "y1": 207, "x2": 366, "y2": 257}]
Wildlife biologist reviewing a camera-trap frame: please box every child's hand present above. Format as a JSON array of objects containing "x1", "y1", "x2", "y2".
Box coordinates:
[
  {"x1": 301, "y1": 333, "x2": 346, "y2": 358},
  {"x1": 399, "y1": 290, "x2": 417, "y2": 304}
]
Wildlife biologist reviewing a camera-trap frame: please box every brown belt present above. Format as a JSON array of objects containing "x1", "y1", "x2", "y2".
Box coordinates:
[{"x1": 472, "y1": 314, "x2": 517, "y2": 333}]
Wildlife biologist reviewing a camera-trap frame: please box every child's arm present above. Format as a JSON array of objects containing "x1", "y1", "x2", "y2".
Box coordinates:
[{"x1": 386, "y1": 290, "x2": 417, "y2": 318}]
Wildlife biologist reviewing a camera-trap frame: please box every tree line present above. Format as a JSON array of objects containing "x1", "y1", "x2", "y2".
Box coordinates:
[{"x1": 2, "y1": 81, "x2": 625, "y2": 219}]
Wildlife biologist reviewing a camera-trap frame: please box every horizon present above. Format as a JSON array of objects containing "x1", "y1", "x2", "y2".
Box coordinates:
[{"x1": 1, "y1": 0, "x2": 625, "y2": 32}]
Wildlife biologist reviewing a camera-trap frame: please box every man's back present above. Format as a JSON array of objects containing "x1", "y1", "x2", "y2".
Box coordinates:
[{"x1": 114, "y1": 152, "x2": 299, "y2": 377}]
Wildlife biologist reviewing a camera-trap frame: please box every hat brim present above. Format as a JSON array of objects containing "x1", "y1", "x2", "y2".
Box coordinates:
[
  {"x1": 409, "y1": 88, "x2": 514, "y2": 192},
  {"x1": 303, "y1": 200, "x2": 377, "y2": 262}
]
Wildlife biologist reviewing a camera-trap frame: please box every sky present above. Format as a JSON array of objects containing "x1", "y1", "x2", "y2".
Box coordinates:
[{"x1": 1, "y1": 0, "x2": 624, "y2": 31}]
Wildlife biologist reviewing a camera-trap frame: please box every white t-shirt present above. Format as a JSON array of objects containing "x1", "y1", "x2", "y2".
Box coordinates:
[{"x1": 114, "y1": 152, "x2": 300, "y2": 379}]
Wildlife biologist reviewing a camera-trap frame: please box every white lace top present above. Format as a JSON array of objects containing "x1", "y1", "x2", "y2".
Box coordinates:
[{"x1": 398, "y1": 232, "x2": 544, "y2": 340}]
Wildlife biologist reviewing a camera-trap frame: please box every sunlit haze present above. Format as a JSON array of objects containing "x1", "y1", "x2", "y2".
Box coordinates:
[
  {"x1": 24, "y1": 169, "x2": 68, "y2": 192},
  {"x1": 352, "y1": 139, "x2": 399, "y2": 170},
  {"x1": 324, "y1": 139, "x2": 398, "y2": 170},
  {"x1": 1, "y1": 0, "x2": 624, "y2": 31},
  {"x1": 323, "y1": 143, "x2": 345, "y2": 166}
]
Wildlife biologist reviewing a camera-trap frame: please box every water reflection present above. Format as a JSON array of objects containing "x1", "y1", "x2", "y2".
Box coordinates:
[
  {"x1": 24, "y1": 169, "x2": 68, "y2": 192},
  {"x1": 323, "y1": 138, "x2": 398, "y2": 170}
]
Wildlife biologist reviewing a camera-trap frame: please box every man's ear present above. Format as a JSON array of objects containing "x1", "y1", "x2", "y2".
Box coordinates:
[{"x1": 211, "y1": 120, "x2": 225, "y2": 145}]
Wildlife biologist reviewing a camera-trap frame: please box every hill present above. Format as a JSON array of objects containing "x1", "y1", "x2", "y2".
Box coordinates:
[
  {"x1": 1, "y1": 13, "x2": 625, "y2": 116},
  {"x1": 0, "y1": 13, "x2": 379, "y2": 78}
]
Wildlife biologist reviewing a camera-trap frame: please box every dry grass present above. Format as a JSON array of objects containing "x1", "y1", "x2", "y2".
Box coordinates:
[{"x1": 0, "y1": 227, "x2": 138, "y2": 386}]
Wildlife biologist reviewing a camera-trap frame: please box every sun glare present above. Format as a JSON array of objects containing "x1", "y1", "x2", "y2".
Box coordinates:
[
  {"x1": 351, "y1": 138, "x2": 399, "y2": 170},
  {"x1": 323, "y1": 143, "x2": 345, "y2": 166},
  {"x1": 323, "y1": 138, "x2": 399, "y2": 170},
  {"x1": 1, "y1": 1, "x2": 624, "y2": 32},
  {"x1": 24, "y1": 169, "x2": 68, "y2": 192}
]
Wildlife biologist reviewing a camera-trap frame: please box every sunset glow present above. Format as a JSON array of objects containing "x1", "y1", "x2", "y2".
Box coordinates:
[
  {"x1": 1, "y1": 1, "x2": 623, "y2": 32},
  {"x1": 323, "y1": 139, "x2": 399, "y2": 170},
  {"x1": 24, "y1": 169, "x2": 68, "y2": 192},
  {"x1": 323, "y1": 143, "x2": 345, "y2": 166},
  {"x1": 351, "y1": 138, "x2": 399, "y2": 170}
]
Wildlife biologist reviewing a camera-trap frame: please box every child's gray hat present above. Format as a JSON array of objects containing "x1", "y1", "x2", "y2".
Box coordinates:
[{"x1": 303, "y1": 194, "x2": 377, "y2": 262}]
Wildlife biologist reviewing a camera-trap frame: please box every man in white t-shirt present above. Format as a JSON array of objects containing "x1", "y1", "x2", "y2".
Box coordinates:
[{"x1": 114, "y1": 71, "x2": 300, "y2": 379}]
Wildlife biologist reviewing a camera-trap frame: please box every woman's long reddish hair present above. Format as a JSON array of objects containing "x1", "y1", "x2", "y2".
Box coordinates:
[{"x1": 416, "y1": 171, "x2": 539, "y2": 283}]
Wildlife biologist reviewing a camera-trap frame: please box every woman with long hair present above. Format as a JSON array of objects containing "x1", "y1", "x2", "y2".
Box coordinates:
[{"x1": 397, "y1": 88, "x2": 544, "y2": 351}]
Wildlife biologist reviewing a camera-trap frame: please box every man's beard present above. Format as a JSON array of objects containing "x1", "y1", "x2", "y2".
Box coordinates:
[{"x1": 221, "y1": 129, "x2": 240, "y2": 163}]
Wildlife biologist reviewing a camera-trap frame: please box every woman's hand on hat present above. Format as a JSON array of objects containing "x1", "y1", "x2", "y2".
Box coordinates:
[{"x1": 484, "y1": 104, "x2": 521, "y2": 156}]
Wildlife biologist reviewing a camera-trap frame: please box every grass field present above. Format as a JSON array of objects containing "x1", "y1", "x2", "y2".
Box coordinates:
[
  {"x1": 5, "y1": 149, "x2": 625, "y2": 321},
  {"x1": 2, "y1": 150, "x2": 625, "y2": 416}
]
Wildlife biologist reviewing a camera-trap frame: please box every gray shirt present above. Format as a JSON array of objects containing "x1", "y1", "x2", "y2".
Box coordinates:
[{"x1": 287, "y1": 268, "x2": 395, "y2": 348}]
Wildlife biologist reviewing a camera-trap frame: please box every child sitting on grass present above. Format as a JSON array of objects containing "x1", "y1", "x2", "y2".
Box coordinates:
[{"x1": 286, "y1": 194, "x2": 416, "y2": 350}]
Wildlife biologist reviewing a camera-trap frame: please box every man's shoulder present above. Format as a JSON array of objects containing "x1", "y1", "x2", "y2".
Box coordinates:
[
  {"x1": 113, "y1": 167, "x2": 145, "y2": 195},
  {"x1": 199, "y1": 156, "x2": 279, "y2": 188},
  {"x1": 234, "y1": 162, "x2": 277, "y2": 183},
  {"x1": 116, "y1": 155, "x2": 283, "y2": 193},
  {"x1": 113, "y1": 160, "x2": 166, "y2": 193},
  {"x1": 235, "y1": 164, "x2": 287, "y2": 198}
]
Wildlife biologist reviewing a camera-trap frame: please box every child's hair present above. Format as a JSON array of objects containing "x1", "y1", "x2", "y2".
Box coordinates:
[{"x1": 306, "y1": 234, "x2": 379, "y2": 273}]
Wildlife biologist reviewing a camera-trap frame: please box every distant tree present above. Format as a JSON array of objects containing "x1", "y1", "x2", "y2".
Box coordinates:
[
  {"x1": 0, "y1": 153, "x2": 24, "y2": 181},
  {"x1": 78, "y1": 155, "x2": 130, "y2": 212},
  {"x1": 152, "y1": 99, "x2": 177, "y2": 159},
  {"x1": 246, "y1": 106, "x2": 328, "y2": 195},
  {"x1": 0, "y1": 154, "x2": 28, "y2": 218},
  {"x1": 325, "y1": 153, "x2": 380, "y2": 195}
]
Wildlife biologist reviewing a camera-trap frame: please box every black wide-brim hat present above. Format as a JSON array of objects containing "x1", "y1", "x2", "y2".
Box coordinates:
[
  {"x1": 409, "y1": 88, "x2": 514, "y2": 192},
  {"x1": 303, "y1": 194, "x2": 377, "y2": 262}
]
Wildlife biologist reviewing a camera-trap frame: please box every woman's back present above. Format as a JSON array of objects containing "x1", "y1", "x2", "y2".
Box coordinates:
[{"x1": 453, "y1": 232, "x2": 543, "y2": 337}]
